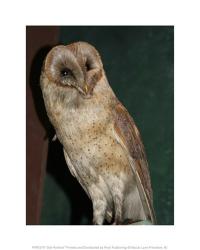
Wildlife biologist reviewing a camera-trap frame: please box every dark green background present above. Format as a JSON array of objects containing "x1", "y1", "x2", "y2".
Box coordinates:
[{"x1": 41, "y1": 26, "x2": 174, "y2": 225}]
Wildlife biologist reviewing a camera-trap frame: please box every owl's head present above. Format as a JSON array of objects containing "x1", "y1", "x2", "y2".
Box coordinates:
[{"x1": 43, "y1": 41, "x2": 103, "y2": 96}]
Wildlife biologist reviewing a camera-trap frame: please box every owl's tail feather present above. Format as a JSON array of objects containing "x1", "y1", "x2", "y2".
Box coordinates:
[
  {"x1": 123, "y1": 183, "x2": 156, "y2": 225},
  {"x1": 134, "y1": 171, "x2": 156, "y2": 224},
  {"x1": 123, "y1": 219, "x2": 153, "y2": 225}
]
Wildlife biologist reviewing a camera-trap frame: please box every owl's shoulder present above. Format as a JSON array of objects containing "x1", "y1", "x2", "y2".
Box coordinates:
[{"x1": 112, "y1": 102, "x2": 145, "y2": 159}]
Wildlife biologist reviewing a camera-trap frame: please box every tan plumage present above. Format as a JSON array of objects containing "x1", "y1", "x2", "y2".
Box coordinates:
[{"x1": 40, "y1": 41, "x2": 156, "y2": 225}]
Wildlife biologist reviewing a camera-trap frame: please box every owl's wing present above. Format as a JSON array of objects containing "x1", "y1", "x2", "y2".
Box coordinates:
[
  {"x1": 113, "y1": 102, "x2": 156, "y2": 224},
  {"x1": 63, "y1": 149, "x2": 91, "y2": 199},
  {"x1": 63, "y1": 149, "x2": 76, "y2": 178}
]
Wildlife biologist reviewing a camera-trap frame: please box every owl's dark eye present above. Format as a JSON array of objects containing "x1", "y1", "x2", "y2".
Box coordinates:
[
  {"x1": 85, "y1": 61, "x2": 92, "y2": 72},
  {"x1": 60, "y1": 68, "x2": 72, "y2": 77}
]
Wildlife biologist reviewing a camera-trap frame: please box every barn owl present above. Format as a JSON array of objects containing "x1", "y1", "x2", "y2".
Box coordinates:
[{"x1": 40, "y1": 41, "x2": 156, "y2": 225}]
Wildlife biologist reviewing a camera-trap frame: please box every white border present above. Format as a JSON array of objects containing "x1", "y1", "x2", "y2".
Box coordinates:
[{"x1": 1, "y1": 0, "x2": 200, "y2": 249}]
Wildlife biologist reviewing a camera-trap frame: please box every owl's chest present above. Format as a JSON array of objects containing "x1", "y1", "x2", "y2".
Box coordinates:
[{"x1": 55, "y1": 100, "x2": 110, "y2": 155}]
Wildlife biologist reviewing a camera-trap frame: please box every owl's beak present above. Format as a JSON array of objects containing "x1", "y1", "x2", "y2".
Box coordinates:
[
  {"x1": 77, "y1": 82, "x2": 90, "y2": 97},
  {"x1": 84, "y1": 83, "x2": 89, "y2": 95},
  {"x1": 80, "y1": 82, "x2": 89, "y2": 95}
]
